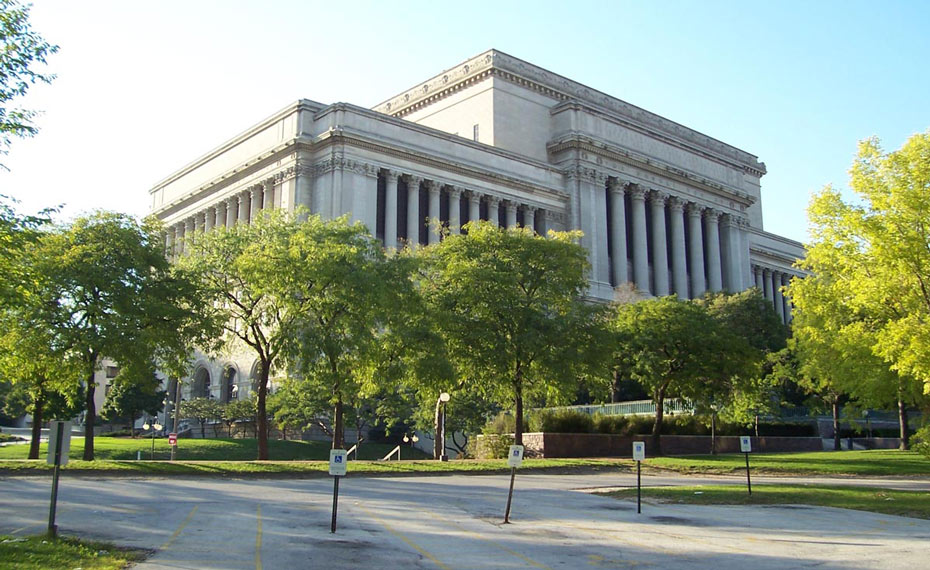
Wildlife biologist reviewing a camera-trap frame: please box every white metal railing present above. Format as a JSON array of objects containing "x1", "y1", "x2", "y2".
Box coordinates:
[
  {"x1": 381, "y1": 445, "x2": 401, "y2": 461},
  {"x1": 346, "y1": 443, "x2": 358, "y2": 460}
]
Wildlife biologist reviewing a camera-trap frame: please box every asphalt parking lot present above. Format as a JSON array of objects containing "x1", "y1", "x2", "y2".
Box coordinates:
[{"x1": 2, "y1": 472, "x2": 929, "y2": 569}]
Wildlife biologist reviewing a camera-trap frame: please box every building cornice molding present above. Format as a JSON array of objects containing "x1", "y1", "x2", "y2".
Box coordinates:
[
  {"x1": 371, "y1": 49, "x2": 765, "y2": 175},
  {"x1": 547, "y1": 134, "x2": 756, "y2": 208}
]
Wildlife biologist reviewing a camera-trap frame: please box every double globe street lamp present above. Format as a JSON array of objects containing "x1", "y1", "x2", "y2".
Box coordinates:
[{"x1": 142, "y1": 419, "x2": 163, "y2": 460}]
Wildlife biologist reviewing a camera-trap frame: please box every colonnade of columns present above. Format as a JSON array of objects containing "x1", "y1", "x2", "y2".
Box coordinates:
[
  {"x1": 753, "y1": 265, "x2": 795, "y2": 324},
  {"x1": 605, "y1": 178, "x2": 749, "y2": 299},
  {"x1": 166, "y1": 179, "x2": 275, "y2": 256},
  {"x1": 379, "y1": 169, "x2": 546, "y2": 249}
]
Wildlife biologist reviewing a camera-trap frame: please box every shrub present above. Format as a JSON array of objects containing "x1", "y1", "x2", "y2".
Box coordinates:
[
  {"x1": 482, "y1": 412, "x2": 527, "y2": 435},
  {"x1": 912, "y1": 426, "x2": 930, "y2": 459},
  {"x1": 593, "y1": 414, "x2": 628, "y2": 434},
  {"x1": 470, "y1": 434, "x2": 514, "y2": 459},
  {"x1": 528, "y1": 409, "x2": 594, "y2": 433}
]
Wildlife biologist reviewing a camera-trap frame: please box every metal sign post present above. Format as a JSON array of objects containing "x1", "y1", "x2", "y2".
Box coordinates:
[
  {"x1": 46, "y1": 421, "x2": 71, "y2": 537},
  {"x1": 503, "y1": 445, "x2": 523, "y2": 523},
  {"x1": 329, "y1": 449, "x2": 347, "y2": 533},
  {"x1": 740, "y1": 436, "x2": 752, "y2": 495},
  {"x1": 632, "y1": 441, "x2": 645, "y2": 514}
]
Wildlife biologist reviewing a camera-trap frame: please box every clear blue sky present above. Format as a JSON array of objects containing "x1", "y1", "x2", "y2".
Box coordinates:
[{"x1": 3, "y1": 0, "x2": 929, "y2": 244}]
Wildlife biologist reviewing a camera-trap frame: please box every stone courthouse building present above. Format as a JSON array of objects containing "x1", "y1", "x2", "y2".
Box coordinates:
[{"x1": 149, "y1": 50, "x2": 804, "y2": 403}]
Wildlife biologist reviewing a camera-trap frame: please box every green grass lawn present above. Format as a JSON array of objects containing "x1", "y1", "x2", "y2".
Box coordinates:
[
  {"x1": 647, "y1": 450, "x2": 930, "y2": 476},
  {"x1": 0, "y1": 436, "x2": 430, "y2": 461},
  {"x1": 601, "y1": 484, "x2": 930, "y2": 519},
  {"x1": 0, "y1": 535, "x2": 149, "y2": 570}
]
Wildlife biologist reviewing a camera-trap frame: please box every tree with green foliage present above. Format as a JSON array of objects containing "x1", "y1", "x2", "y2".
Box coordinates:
[
  {"x1": 100, "y1": 361, "x2": 166, "y2": 437},
  {"x1": 17, "y1": 211, "x2": 215, "y2": 460},
  {"x1": 419, "y1": 221, "x2": 609, "y2": 447},
  {"x1": 611, "y1": 295, "x2": 751, "y2": 454},
  {"x1": 179, "y1": 397, "x2": 221, "y2": 439},
  {"x1": 789, "y1": 131, "x2": 930, "y2": 446},
  {"x1": 0, "y1": 0, "x2": 58, "y2": 163}
]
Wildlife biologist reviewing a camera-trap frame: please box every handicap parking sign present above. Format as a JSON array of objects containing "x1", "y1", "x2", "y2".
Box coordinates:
[{"x1": 329, "y1": 449, "x2": 348, "y2": 476}]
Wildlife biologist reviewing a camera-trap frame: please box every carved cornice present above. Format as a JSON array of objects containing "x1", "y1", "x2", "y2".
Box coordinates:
[
  {"x1": 312, "y1": 157, "x2": 378, "y2": 178},
  {"x1": 564, "y1": 166, "x2": 607, "y2": 185},
  {"x1": 372, "y1": 49, "x2": 765, "y2": 175}
]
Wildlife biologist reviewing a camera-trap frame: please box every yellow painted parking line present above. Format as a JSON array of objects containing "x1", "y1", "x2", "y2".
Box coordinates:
[
  {"x1": 357, "y1": 505, "x2": 450, "y2": 570},
  {"x1": 427, "y1": 511, "x2": 549, "y2": 569},
  {"x1": 256, "y1": 503, "x2": 263, "y2": 570},
  {"x1": 161, "y1": 505, "x2": 198, "y2": 549}
]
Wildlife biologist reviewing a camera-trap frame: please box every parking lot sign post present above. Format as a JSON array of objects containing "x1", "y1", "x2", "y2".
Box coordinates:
[
  {"x1": 46, "y1": 420, "x2": 71, "y2": 537},
  {"x1": 329, "y1": 449, "x2": 347, "y2": 533},
  {"x1": 740, "y1": 436, "x2": 752, "y2": 495},
  {"x1": 632, "y1": 441, "x2": 645, "y2": 514},
  {"x1": 503, "y1": 445, "x2": 524, "y2": 523}
]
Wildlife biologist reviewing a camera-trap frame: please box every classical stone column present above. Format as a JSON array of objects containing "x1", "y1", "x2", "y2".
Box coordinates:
[
  {"x1": 193, "y1": 212, "x2": 203, "y2": 234},
  {"x1": 782, "y1": 273, "x2": 793, "y2": 323},
  {"x1": 762, "y1": 268, "x2": 773, "y2": 303},
  {"x1": 239, "y1": 191, "x2": 251, "y2": 224},
  {"x1": 467, "y1": 191, "x2": 480, "y2": 228},
  {"x1": 250, "y1": 187, "x2": 262, "y2": 223},
  {"x1": 427, "y1": 181, "x2": 441, "y2": 245},
  {"x1": 215, "y1": 202, "x2": 226, "y2": 229},
  {"x1": 262, "y1": 180, "x2": 274, "y2": 211},
  {"x1": 183, "y1": 218, "x2": 194, "y2": 254},
  {"x1": 174, "y1": 223, "x2": 185, "y2": 257},
  {"x1": 667, "y1": 197, "x2": 687, "y2": 297},
  {"x1": 720, "y1": 215, "x2": 744, "y2": 291},
  {"x1": 704, "y1": 210, "x2": 723, "y2": 292},
  {"x1": 448, "y1": 186, "x2": 462, "y2": 235},
  {"x1": 505, "y1": 201, "x2": 517, "y2": 228},
  {"x1": 773, "y1": 271, "x2": 786, "y2": 323},
  {"x1": 753, "y1": 265, "x2": 764, "y2": 291},
  {"x1": 406, "y1": 176, "x2": 421, "y2": 246},
  {"x1": 650, "y1": 192, "x2": 669, "y2": 296},
  {"x1": 384, "y1": 170, "x2": 399, "y2": 248},
  {"x1": 524, "y1": 206, "x2": 537, "y2": 234},
  {"x1": 226, "y1": 197, "x2": 238, "y2": 227},
  {"x1": 687, "y1": 203, "x2": 706, "y2": 298},
  {"x1": 165, "y1": 227, "x2": 175, "y2": 258},
  {"x1": 487, "y1": 196, "x2": 500, "y2": 227},
  {"x1": 608, "y1": 180, "x2": 628, "y2": 286},
  {"x1": 629, "y1": 185, "x2": 649, "y2": 293},
  {"x1": 204, "y1": 207, "x2": 214, "y2": 232}
]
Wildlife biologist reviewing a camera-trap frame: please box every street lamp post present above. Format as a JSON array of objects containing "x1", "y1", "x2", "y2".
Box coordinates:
[
  {"x1": 142, "y1": 418, "x2": 163, "y2": 460},
  {"x1": 402, "y1": 433, "x2": 419, "y2": 460},
  {"x1": 438, "y1": 392, "x2": 451, "y2": 461}
]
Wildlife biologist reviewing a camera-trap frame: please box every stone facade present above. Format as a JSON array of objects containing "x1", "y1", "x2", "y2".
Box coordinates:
[{"x1": 149, "y1": 49, "x2": 804, "y2": 400}]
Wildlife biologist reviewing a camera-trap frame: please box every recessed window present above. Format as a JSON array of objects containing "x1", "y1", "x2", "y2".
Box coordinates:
[
  {"x1": 106, "y1": 366, "x2": 119, "y2": 378},
  {"x1": 473, "y1": 124, "x2": 479, "y2": 142}
]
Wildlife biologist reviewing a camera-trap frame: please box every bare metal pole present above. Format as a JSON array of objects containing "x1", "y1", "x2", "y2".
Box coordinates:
[{"x1": 503, "y1": 466, "x2": 517, "y2": 523}]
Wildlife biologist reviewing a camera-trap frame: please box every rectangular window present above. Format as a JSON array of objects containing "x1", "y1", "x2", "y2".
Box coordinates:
[
  {"x1": 473, "y1": 124, "x2": 479, "y2": 142},
  {"x1": 106, "y1": 366, "x2": 119, "y2": 378}
]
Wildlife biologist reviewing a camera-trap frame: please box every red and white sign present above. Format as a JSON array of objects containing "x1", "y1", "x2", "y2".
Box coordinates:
[{"x1": 168, "y1": 433, "x2": 177, "y2": 446}]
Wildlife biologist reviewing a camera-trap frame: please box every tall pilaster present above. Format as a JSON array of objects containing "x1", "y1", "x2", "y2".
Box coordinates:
[
  {"x1": 250, "y1": 187, "x2": 262, "y2": 223},
  {"x1": 704, "y1": 210, "x2": 723, "y2": 292},
  {"x1": 384, "y1": 170, "x2": 399, "y2": 248},
  {"x1": 608, "y1": 180, "x2": 628, "y2": 286},
  {"x1": 505, "y1": 201, "x2": 517, "y2": 229},
  {"x1": 487, "y1": 196, "x2": 500, "y2": 227},
  {"x1": 262, "y1": 180, "x2": 274, "y2": 210},
  {"x1": 629, "y1": 185, "x2": 650, "y2": 293},
  {"x1": 406, "y1": 176, "x2": 421, "y2": 247},
  {"x1": 427, "y1": 181, "x2": 441, "y2": 245},
  {"x1": 215, "y1": 202, "x2": 226, "y2": 229},
  {"x1": 668, "y1": 197, "x2": 687, "y2": 298},
  {"x1": 226, "y1": 197, "x2": 237, "y2": 227},
  {"x1": 687, "y1": 203, "x2": 706, "y2": 298},
  {"x1": 238, "y1": 192, "x2": 250, "y2": 225},
  {"x1": 524, "y1": 206, "x2": 537, "y2": 234},
  {"x1": 650, "y1": 191, "x2": 669, "y2": 296},
  {"x1": 720, "y1": 214, "x2": 743, "y2": 291},
  {"x1": 447, "y1": 186, "x2": 462, "y2": 235},
  {"x1": 467, "y1": 191, "x2": 480, "y2": 228},
  {"x1": 773, "y1": 271, "x2": 786, "y2": 323}
]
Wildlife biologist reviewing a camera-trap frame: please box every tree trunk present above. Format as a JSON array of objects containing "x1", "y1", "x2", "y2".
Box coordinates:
[
  {"x1": 610, "y1": 369, "x2": 621, "y2": 403},
  {"x1": 651, "y1": 386, "x2": 667, "y2": 456},
  {"x1": 130, "y1": 411, "x2": 137, "y2": 438},
  {"x1": 754, "y1": 415, "x2": 760, "y2": 438},
  {"x1": 333, "y1": 398, "x2": 344, "y2": 449},
  {"x1": 898, "y1": 399, "x2": 909, "y2": 450},
  {"x1": 433, "y1": 396, "x2": 443, "y2": 459},
  {"x1": 710, "y1": 413, "x2": 717, "y2": 455},
  {"x1": 83, "y1": 369, "x2": 96, "y2": 461},
  {"x1": 514, "y1": 371, "x2": 524, "y2": 447},
  {"x1": 200, "y1": 420, "x2": 206, "y2": 439},
  {"x1": 28, "y1": 394, "x2": 43, "y2": 460},
  {"x1": 832, "y1": 399, "x2": 841, "y2": 451},
  {"x1": 256, "y1": 360, "x2": 269, "y2": 460}
]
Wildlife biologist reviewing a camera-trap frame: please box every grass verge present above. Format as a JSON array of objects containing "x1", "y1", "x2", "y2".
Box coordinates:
[
  {"x1": 647, "y1": 450, "x2": 930, "y2": 476},
  {"x1": 600, "y1": 484, "x2": 930, "y2": 519},
  {"x1": 0, "y1": 535, "x2": 149, "y2": 570}
]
